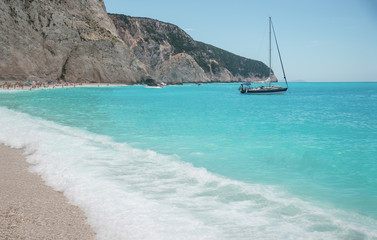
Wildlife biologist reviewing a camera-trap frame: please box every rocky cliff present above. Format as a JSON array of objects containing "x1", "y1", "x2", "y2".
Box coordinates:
[
  {"x1": 0, "y1": 0, "x2": 148, "y2": 83},
  {"x1": 0, "y1": 1, "x2": 274, "y2": 84},
  {"x1": 109, "y1": 14, "x2": 274, "y2": 84}
]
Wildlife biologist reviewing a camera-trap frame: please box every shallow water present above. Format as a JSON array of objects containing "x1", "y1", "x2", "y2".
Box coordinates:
[{"x1": 1, "y1": 83, "x2": 377, "y2": 239}]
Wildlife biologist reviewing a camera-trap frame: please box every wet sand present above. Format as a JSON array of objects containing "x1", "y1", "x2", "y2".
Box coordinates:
[{"x1": 0, "y1": 144, "x2": 96, "y2": 240}]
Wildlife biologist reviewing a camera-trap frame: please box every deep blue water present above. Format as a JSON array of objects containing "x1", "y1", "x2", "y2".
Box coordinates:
[{"x1": 1, "y1": 82, "x2": 377, "y2": 239}]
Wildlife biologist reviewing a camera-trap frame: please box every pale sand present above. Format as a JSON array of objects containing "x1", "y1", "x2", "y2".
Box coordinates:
[
  {"x1": 0, "y1": 144, "x2": 96, "y2": 240},
  {"x1": 0, "y1": 82, "x2": 130, "y2": 91}
]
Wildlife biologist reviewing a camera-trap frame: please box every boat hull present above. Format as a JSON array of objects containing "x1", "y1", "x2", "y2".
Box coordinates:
[{"x1": 240, "y1": 87, "x2": 287, "y2": 95}]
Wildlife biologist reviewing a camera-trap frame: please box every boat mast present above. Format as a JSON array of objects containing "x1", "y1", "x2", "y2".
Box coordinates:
[
  {"x1": 269, "y1": 17, "x2": 272, "y2": 87},
  {"x1": 271, "y1": 19, "x2": 288, "y2": 89}
]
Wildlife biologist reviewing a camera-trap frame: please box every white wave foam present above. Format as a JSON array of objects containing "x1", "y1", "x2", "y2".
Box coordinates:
[{"x1": 1, "y1": 106, "x2": 376, "y2": 240}]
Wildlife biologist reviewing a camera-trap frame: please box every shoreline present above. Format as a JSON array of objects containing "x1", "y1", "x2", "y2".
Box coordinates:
[
  {"x1": 0, "y1": 144, "x2": 96, "y2": 240},
  {"x1": 0, "y1": 81, "x2": 130, "y2": 91}
]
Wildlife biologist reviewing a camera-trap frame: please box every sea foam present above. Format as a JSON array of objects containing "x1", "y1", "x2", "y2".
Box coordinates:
[{"x1": 1, "y1": 106, "x2": 376, "y2": 240}]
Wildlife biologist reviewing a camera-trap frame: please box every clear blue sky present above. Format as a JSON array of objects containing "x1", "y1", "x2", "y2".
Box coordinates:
[{"x1": 104, "y1": 0, "x2": 377, "y2": 82}]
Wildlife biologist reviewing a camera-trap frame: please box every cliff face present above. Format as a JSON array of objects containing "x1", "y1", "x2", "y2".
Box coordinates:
[
  {"x1": 109, "y1": 14, "x2": 274, "y2": 84},
  {"x1": 0, "y1": 1, "x2": 274, "y2": 84},
  {"x1": 0, "y1": 0, "x2": 148, "y2": 83}
]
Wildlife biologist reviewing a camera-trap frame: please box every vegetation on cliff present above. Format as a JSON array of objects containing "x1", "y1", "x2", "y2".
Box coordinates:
[{"x1": 193, "y1": 42, "x2": 269, "y2": 78}]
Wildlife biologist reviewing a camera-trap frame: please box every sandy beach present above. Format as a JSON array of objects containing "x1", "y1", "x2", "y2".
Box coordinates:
[
  {"x1": 0, "y1": 80, "x2": 130, "y2": 91},
  {"x1": 0, "y1": 144, "x2": 96, "y2": 240}
]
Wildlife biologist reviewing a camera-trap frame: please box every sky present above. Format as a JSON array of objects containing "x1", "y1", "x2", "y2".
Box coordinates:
[{"x1": 103, "y1": 0, "x2": 377, "y2": 82}]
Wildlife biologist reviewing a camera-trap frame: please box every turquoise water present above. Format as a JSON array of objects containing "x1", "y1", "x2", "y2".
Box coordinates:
[{"x1": 1, "y1": 83, "x2": 377, "y2": 239}]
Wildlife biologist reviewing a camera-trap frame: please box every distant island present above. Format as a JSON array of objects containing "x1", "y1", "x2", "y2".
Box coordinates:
[{"x1": 0, "y1": 0, "x2": 273, "y2": 85}]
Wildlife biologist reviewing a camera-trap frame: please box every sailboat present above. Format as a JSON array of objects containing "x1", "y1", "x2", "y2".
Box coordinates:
[{"x1": 239, "y1": 17, "x2": 288, "y2": 94}]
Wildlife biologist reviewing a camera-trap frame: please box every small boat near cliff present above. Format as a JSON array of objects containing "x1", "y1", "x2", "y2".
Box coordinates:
[{"x1": 239, "y1": 17, "x2": 288, "y2": 95}]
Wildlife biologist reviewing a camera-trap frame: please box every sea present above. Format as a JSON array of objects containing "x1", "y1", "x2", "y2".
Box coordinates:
[{"x1": 0, "y1": 82, "x2": 376, "y2": 240}]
